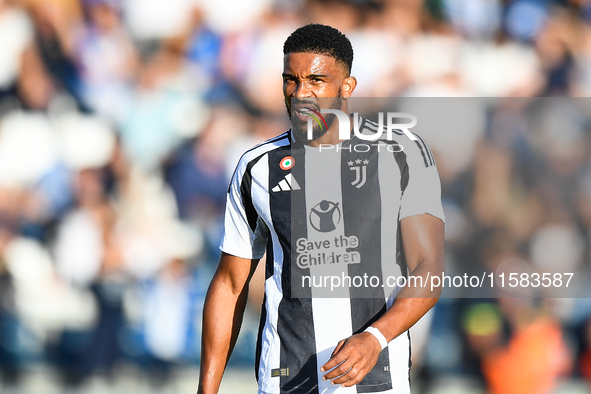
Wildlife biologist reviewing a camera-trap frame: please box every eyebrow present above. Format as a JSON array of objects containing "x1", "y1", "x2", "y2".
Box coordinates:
[{"x1": 282, "y1": 73, "x2": 329, "y2": 79}]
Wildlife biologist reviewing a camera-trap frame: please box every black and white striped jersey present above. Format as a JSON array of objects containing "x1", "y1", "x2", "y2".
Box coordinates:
[{"x1": 220, "y1": 118, "x2": 445, "y2": 394}]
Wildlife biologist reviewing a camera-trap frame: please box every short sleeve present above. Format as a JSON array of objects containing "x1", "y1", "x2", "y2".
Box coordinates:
[
  {"x1": 399, "y1": 136, "x2": 445, "y2": 223},
  {"x1": 219, "y1": 158, "x2": 268, "y2": 260}
]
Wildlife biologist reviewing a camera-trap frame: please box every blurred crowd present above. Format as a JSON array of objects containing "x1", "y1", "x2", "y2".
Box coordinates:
[{"x1": 0, "y1": 0, "x2": 591, "y2": 392}]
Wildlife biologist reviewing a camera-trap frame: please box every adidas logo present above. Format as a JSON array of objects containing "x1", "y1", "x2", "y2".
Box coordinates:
[{"x1": 272, "y1": 173, "x2": 301, "y2": 192}]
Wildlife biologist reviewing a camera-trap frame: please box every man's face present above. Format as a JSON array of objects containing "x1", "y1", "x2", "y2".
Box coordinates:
[{"x1": 282, "y1": 52, "x2": 355, "y2": 142}]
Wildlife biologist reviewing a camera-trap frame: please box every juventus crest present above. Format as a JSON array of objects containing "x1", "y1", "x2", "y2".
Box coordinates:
[{"x1": 348, "y1": 159, "x2": 369, "y2": 188}]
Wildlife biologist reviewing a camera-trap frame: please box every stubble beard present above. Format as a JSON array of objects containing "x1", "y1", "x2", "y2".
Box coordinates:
[{"x1": 287, "y1": 90, "x2": 343, "y2": 142}]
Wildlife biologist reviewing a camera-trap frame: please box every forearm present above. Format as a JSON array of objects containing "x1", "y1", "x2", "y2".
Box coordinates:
[
  {"x1": 319, "y1": 262, "x2": 442, "y2": 386},
  {"x1": 198, "y1": 277, "x2": 249, "y2": 394},
  {"x1": 372, "y1": 261, "x2": 442, "y2": 343},
  {"x1": 369, "y1": 215, "x2": 445, "y2": 343}
]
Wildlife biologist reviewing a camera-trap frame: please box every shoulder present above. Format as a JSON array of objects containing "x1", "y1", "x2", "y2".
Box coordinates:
[
  {"x1": 361, "y1": 118, "x2": 435, "y2": 168},
  {"x1": 232, "y1": 131, "x2": 291, "y2": 179}
]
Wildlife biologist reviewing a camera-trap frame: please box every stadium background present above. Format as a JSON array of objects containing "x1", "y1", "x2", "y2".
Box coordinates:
[{"x1": 0, "y1": 0, "x2": 591, "y2": 392}]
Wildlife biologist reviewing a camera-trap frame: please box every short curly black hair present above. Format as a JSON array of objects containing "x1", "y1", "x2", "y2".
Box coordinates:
[{"x1": 283, "y1": 24, "x2": 353, "y2": 75}]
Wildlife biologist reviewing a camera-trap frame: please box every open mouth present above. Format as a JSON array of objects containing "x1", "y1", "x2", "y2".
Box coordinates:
[
  {"x1": 296, "y1": 106, "x2": 316, "y2": 115},
  {"x1": 294, "y1": 106, "x2": 321, "y2": 120},
  {"x1": 292, "y1": 105, "x2": 328, "y2": 131}
]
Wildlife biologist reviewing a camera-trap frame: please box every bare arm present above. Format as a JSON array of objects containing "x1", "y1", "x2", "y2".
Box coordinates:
[
  {"x1": 373, "y1": 213, "x2": 445, "y2": 340},
  {"x1": 321, "y1": 214, "x2": 444, "y2": 386},
  {"x1": 197, "y1": 252, "x2": 260, "y2": 394}
]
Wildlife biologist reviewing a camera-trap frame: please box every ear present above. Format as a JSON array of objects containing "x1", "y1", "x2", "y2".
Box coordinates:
[{"x1": 341, "y1": 76, "x2": 357, "y2": 98}]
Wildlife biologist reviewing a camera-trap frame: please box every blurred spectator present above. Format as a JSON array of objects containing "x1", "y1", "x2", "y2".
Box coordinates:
[
  {"x1": 0, "y1": 0, "x2": 34, "y2": 96},
  {"x1": 0, "y1": 226, "x2": 17, "y2": 385},
  {"x1": 26, "y1": 0, "x2": 85, "y2": 107},
  {"x1": 165, "y1": 106, "x2": 244, "y2": 226},
  {"x1": 480, "y1": 299, "x2": 572, "y2": 394},
  {"x1": 141, "y1": 257, "x2": 196, "y2": 384},
  {"x1": 74, "y1": 0, "x2": 138, "y2": 123},
  {"x1": 119, "y1": 41, "x2": 208, "y2": 171}
]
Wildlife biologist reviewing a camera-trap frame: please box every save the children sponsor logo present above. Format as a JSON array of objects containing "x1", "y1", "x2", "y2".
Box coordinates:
[
  {"x1": 309, "y1": 200, "x2": 341, "y2": 232},
  {"x1": 294, "y1": 200, "x2": 361, "y2": 270},
  {"x1": 295, "y1": 234, "x2": 361, "y2": 269}
]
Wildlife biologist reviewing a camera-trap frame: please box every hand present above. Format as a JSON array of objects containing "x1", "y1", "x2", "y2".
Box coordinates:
[{"x1": 320, "y1": 332, "x2": 382, "y2": 387}]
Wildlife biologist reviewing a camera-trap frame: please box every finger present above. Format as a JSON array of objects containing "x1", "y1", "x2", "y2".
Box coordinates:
[
  {"x1": 323, "y1": 358, "x2": 356, "y2": 381},
  {"x1": 321, "y1": 340, "x2": 348, "y2": 372},
  {"x1": 330, "y1": 365, "x2": 363, "y2": 385},
  {"x1": 331, "y1": 339, "x2": 346, "y2": 357},
  {"x1": 340, "y1": 367, "x2": 368, "y2": 387}
]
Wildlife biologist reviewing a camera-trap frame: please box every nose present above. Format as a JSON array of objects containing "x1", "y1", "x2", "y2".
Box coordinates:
[{"x1": 293, "y1": 81, "x2": 312, "y2": 98}]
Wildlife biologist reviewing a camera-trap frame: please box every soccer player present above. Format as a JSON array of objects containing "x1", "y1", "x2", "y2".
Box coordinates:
[{"x1": 198, "y1": 24, "x2": 445, "y2": 394}]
